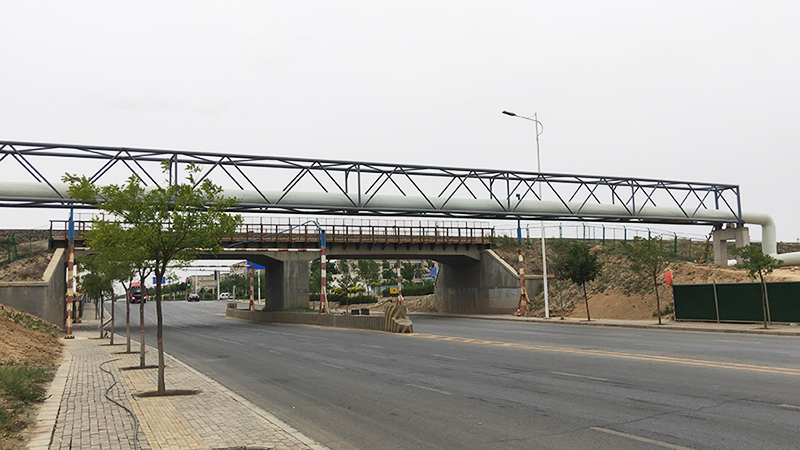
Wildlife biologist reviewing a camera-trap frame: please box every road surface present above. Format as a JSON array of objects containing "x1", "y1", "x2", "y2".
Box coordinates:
[{"x1": 111, "y1": 300, "x2": 800, "y2": 450}]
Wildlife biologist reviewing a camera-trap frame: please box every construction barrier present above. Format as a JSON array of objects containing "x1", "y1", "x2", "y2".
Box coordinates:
[
  {"x1": 384, "y1": 304, "x2": 413, "y2": 333},
  {"x1": 674, "y1": 281, "x2": 800, "y2": 323}
]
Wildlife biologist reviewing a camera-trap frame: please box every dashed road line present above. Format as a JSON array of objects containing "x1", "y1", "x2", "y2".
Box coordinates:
[
  {"x1": 433, "y1": 354, "x2": 466, "y2": 361},
  {"x1": 552, "y1": 371, "x2": 609, "y2": 382},
  {"x1": 591, "y1": 427, "x2": 693, "y2": 449},
  {"x1": 320, "y1": 362, "x2": 345, "y2": 370},
  {"x1": 406, "y1": 383, "x2": 452, "y2": 395}
]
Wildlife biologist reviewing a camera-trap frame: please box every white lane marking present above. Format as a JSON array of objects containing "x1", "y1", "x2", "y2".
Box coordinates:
[
  {"x1": 780, "y1": 404, "x2": 800, "y2": 410},
  {"x1": 432, "y1": 354, "x2": 466, "y2": 361},
  {"x1": 361, "y1": 344, "x2": 384, "y2": 349},
  {"x1": 552, "y1": 371, "x2": 609, "y2": 382},
  {"x1": 589, "y1": 427, "x2": 692, "y2": 450},
  {"x1": 320, "y1": 362, "x2": 344, "y2": 370},
  {"x1": 590, "y1": 427, "x2": 693, "y2": 450},
  {"x1": 406, "y1": 383, "x2": 451, "y2": 395}
]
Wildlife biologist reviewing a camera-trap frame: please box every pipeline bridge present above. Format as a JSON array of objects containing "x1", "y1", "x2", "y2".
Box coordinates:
[{"x1": 3, "y1": 139, "x2": 799, "y2": 316}]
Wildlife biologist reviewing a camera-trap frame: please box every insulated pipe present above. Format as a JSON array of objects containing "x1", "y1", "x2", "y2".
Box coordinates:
[{"x1": 4, "y1": 181, "x2": 800, "y2": 265}]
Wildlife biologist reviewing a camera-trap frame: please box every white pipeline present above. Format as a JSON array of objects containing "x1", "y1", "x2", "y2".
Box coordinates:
[{"x1": 6, "y1": 181, "x2": 800, "y2": 265}]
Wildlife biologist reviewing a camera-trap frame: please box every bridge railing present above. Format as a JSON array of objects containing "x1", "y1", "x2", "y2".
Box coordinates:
[{"x1": 50, "y1": 220, "x2": 495, "y2": 246}]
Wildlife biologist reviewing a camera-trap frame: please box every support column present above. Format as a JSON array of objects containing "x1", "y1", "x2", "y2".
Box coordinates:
[{"x1": 712, "y1": 226, "x2": 750, "y2": 267}]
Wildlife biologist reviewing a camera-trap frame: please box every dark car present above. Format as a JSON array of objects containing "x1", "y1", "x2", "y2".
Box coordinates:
[{"x1": 188, "y1": 294, "x2": 200, "y2": 302}]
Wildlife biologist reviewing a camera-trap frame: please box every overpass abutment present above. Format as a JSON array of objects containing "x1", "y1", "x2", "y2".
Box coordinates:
[
  {"x1": 435, "y1": 250, "x2": 542, "y2": 314},
  {"x1": 251, "y1": 253, "x2": 315, "y2": 311}
]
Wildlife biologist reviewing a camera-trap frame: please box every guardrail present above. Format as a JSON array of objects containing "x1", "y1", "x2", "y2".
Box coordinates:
[{"x1": 49, "y1": 220, "x2": 495, "y2": 247}]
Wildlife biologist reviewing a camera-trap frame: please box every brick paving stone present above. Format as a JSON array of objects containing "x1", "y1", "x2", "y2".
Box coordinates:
[{"x1": 27, "y1": 305, "x2": 327, "y2": 450}]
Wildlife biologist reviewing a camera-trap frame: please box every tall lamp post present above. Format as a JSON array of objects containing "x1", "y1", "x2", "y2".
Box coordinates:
[{"x1": 502, "y1": 111, "x2": 550, "y2": 318}]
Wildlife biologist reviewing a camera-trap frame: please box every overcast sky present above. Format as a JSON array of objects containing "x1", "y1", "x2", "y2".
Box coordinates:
[{"x1": 2, "y1": 1, "x2": 799, "y2": 242}]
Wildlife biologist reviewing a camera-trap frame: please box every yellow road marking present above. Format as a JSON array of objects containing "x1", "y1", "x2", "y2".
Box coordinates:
[
  {"x1": 779, "y1": 404, "x2": 800, "y2": 410},
  {"x1": 591, "y1": 427, "x2": 693, "y2": 450},
  {"x1": 409, "y1": 333, "x2": 800, "y2": 376}
]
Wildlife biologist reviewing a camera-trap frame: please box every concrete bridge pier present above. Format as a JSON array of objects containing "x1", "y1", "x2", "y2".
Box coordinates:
[
  {"x1": 435, "y1": 250, "x2": 545, "y2": 314},
  {"x1": 248, "y1": 253, "x2": 316, "y2": 311}
]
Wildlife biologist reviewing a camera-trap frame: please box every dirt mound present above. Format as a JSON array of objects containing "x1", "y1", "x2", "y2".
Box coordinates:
[
  {"x1": 496, "y1": 240, "x2": 800, "y2": 321},
  {"x1": 0, "y1": 307, "x2": 62, "y2": 365},
  {"x1": 0, "y1": 248, "x2": 54, "y2": 282}
]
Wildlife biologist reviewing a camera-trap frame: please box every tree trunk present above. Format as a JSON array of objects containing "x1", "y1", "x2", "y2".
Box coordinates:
[
  {"x1": 125, "y1": 284, "x2": 131, "y2": 353},
  {"x1": 156, "y1": 267, "x2": 166, "y2": 395},
  {"x1": 583, "y1": 283, "x2": 591, "y2": 321},
  {"x1": 99, "y1": 292, "x2": 105, "y2": 338},
  {"x1": 110, "y1": 294, "x2": 115, "y2": 345},
  {"x1": 759, "y1": 272, "x2": 768, "y2": 329},
  {"x1": 654, "y1": 277, "x2": 662, "y2": 325},
  {"x1": 139, "y1": 275, "x2": 146, "y2": 368}
]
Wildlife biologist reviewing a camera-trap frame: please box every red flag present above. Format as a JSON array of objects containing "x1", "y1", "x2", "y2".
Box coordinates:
[{"x1": 664, "y1": 269, "x2": 673, "y2": 286}]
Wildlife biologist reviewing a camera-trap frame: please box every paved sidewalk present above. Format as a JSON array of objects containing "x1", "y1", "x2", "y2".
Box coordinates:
[
  {"x1": 27, "y1": 307, "x2": 328, "y2": 450},
  {"x1": 410, "y1": 312, "x2": 800, "y2": 336}
]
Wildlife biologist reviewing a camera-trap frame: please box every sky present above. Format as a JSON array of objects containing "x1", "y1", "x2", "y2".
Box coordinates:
[{"x1": 2, "y1": 1, "x2": 799, "y2": 243}]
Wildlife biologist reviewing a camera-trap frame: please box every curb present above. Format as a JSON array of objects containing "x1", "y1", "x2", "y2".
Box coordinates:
[
  {"x1": 26, "y1": 346, "x2": 71, "y2": 450},
  {"x1": 408, "y1": 312, "x2": 800, "y2": 337}
]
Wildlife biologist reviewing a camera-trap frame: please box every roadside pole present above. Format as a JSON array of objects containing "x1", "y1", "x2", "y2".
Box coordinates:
[
  {"x1": 396, "y1": 260, "x2": 405, "y2": 306},
  {"x1": 320, "y1": 231, "x2": 329, "y2": 314},
  {"x1": 516, "y1": 220, "x2": 528, "y2": 316},
  {"x1": 65, "y1": 208, "x2": 75, "y2": 339},
  {"x1": 249, "y1": 262, "x2": 255, "y2": 311}
]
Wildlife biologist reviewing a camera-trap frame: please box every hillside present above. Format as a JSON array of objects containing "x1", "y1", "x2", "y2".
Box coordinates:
[{"x1": 494, "y1": 239, "x2": 800, "y2": 321}]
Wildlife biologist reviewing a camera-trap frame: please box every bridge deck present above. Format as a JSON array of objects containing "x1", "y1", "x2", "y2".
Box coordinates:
[{"x1": 50, "y1": 221, "x2": 495, "y2": 247}]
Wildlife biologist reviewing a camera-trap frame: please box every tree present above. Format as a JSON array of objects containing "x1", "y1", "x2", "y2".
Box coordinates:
[
  {"x1": 356, "y1": 260, "x2": 380, "y2": 291},
  {"x1": 555, "y1": 241, "x2": 603, "y2": 321},
  {"x1": 337, "y1": 261, "x2": 356, "y2": 292},
  {"x1": 401, "y1": 262, "x2": 418, "y2": 285},
  {"x1": 381, "y1": 260, "x2": 396, "y2": 286},
  {"x1": 309, "y1": 259, "x2": 321, "y2": 294},
  {"x1": 733, "y1": 244, "x2": 781, "y2": 329},
  {"x1": 65, "y1": 163, "x2": 241, "y2": 395},
  {"x1": 619, "y1": 236, "x2": 673, "y2": 324},
  {"x1": 83, "y1": 220, "x2": 145, "y2": 355}
]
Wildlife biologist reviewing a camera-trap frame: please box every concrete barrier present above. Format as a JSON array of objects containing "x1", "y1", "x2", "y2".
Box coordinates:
[
  {"x1": 226, "y1": 305, "x2": 413, "y2": 333},
  {"x1": 0, "y1": 248, "x2": 66, "y2": 326}
]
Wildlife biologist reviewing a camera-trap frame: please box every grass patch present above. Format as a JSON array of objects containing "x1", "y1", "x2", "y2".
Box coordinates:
[
  {"x1": 1, "y1": 310, "x2": 60, "y2": 337},
  {"x1": 0, "y1": 363, "x2": 53, "y2": 434}
]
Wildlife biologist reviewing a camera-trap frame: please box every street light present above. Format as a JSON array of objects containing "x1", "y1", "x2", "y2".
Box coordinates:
[{"x1": 502, "y1": 110, "x2": 550, "y2": 318}]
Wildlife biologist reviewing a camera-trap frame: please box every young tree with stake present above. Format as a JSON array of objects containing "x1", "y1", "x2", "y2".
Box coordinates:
[{"x1": 65, "y1": 163, "x2": 241, "y2": 395}]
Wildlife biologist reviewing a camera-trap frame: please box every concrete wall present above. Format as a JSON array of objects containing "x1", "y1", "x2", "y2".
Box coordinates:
[
  {"x1": 435, "y1": 249, "x2": 545, "y2": 314},
  {"x1": 225, "y1": 303, "x2": 412, "y2": 333},
  {"x1": 0, "y1": 248, "x2": 66, "y2": 326}
]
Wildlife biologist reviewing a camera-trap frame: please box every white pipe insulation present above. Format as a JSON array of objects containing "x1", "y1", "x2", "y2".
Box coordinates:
[{"x1": 4, "y1": 181, "x2": 800, "y2": 265}]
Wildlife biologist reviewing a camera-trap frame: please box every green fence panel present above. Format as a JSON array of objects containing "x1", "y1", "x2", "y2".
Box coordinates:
[
  {"x1": 674, "y1": 281, "x2": 800, "y2": 323},
  {"x1": 673, "y1": 284, "x2": 717, "y2": 321}
]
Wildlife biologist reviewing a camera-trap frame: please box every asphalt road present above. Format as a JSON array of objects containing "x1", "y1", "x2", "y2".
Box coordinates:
[{"x1": 111, "y1": 300, "x2": 800, "y2": 450}]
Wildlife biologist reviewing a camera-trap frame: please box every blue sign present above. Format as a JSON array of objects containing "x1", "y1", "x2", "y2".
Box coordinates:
[
  {"x1": 247, "y1": 261, "x2": 266, "y2": 270},
  {"x1": 152, "y1": 276, "x2": 166, "y2": 284},
  {"x1": 430, "y1": 266, "x2": 438, "y2": 277}
]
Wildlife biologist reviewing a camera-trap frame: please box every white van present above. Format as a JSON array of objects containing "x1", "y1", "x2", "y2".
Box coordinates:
[{"x1": 219, "y1": 292, "x2": 231, "y2": 300}]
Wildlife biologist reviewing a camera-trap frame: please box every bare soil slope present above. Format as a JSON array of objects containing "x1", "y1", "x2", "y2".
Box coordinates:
[{"x1": 495, "y1": 242, "x2": 800, "y2": 321}]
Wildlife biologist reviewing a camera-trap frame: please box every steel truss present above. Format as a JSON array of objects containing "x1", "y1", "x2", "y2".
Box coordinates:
[{"x1": 0, "y1": 140, "x2": 742, "y2": 225}]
